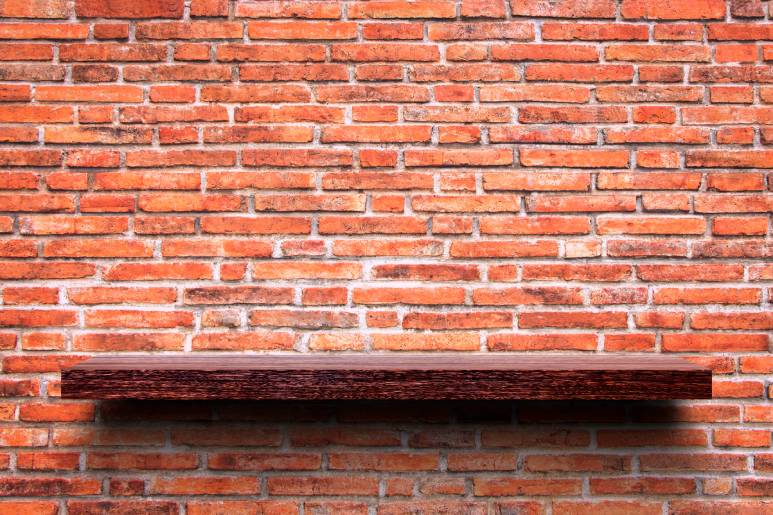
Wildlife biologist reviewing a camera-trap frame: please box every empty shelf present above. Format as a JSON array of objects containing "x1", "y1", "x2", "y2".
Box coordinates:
[{"x1": 61, "y1": 354, "x2": 711, "y2": 400}]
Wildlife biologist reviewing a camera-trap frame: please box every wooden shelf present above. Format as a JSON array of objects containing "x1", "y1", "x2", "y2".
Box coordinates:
[{"x1": 61, "y1": 354, "x2": 711, "y2": 401}]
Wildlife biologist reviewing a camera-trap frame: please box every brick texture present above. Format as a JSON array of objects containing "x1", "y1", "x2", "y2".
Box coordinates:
[{"x1": 0, "y1": 0, "x2": 772, "y2": 511}]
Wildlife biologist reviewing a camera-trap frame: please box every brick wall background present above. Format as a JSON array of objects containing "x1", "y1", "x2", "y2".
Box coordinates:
[{"x1": 0, "y1": 0, "x2": 771, "y2": 512}]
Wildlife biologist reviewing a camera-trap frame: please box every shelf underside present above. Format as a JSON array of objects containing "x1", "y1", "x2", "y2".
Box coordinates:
[{"x1": 61, "y1": 354, "x2": 711, "y2": 401}]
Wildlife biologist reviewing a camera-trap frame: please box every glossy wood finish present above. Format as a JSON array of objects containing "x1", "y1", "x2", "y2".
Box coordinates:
[{"x1": 62, "y1": 354, "x2": 712, "y2": 400}]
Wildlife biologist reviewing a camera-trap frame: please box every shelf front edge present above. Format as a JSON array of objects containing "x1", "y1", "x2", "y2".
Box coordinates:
[{"x1": 61, "y1": 354, "x2": 712, "y2": 401}]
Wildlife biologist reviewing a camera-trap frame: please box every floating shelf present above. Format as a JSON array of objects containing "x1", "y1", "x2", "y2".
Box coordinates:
[{"x1": 61, "y1": 354, "x2": 711, "y2": 401}]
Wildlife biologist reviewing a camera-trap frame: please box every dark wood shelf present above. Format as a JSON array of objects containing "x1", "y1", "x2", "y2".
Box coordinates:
[{"x1": 61, "y1": 354, "x2": 711, "y2": 401}]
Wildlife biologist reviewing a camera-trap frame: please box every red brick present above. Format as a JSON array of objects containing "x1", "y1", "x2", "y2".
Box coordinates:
[
  {"x1": 597, "y1": 85, "x2": 704, "y2": 102},
  {"x1": 474, "y1": 477, "x2": 581, "y2": 496},
  {"x1": 606, "y1": 44, "x2": 710, "y2": 62},
  {"x1": 462, "y1": 0, "x2": 506, "y2": 18},
  {"x1": 404, "y1": 311, "x2": 512, "y2": 330},
  {"x1": 331, "y1": 45, "x2": 439, "y2": 62},
  {"x1": 0, "y1": 502, "x2": 59, "y2": 515},
  {"x1": 639, "y1": 453, "x2": 748, "y2": 472},
  {"x1": 716, "y1": 131, "x2": 756, "y2": 150},
  {"x1": 637, "y1": 264, "x2": 744, "y2": 282},
  {"x1": 16, "y1": 452, "x2": 80, "y2": 470},
  {"x1": 406, "y1": 148, "x2": 513, "y2": 167},
  {"x1": 654, "y1": 24, "x2": 705, "y2": 41},
  {"x1": 21, "y1": 333, "x2": 64, "y2": 351},
  {"x1": 0, "y1": 23, "x2": 89, "y2": 40},
  {"x1": 732, "y1": 0, "x2": 766, "y2": 17},
  {"x1": 166, "y1": 48, "x2": 213, "y2": 64},
  {"x1": 526, "y1": 64, "x2": 634, "y2": 82},
  {"x1": 372, "y1": 332, "x2": 480, "y2": 351},
  {"x1": 543, "y1": 22, "x2": 648, "y2": 41},
  {"x1": 494, "y1": 44, "x2": 598, "y2": 62},
  {"x1": 217, "y1": 44, "x2": 325, "y2": 62},
  {"x1": 0, "y1": 0, "x2": 68, "y2": 18},
  {"x1": 192, "y1": 332, "x2": 294, "y2": 351},
  {"x1": 634, "y1": 404, "x2": 740, "y2": 423},
  {"x1": 363, "y1": 22, "x2": 424, "y2": 40},
  {"x1": 191, "y1": 0, "x2": 228, "y2": 17},
  {"x1": 554, "y1": 501, "x2": 662, "y2": 515},
  {"x1": 489, "y1": 127, "x2": 596, "y2": 144},
  {"x1": 235, "y1": 1, "x2": 339, "y2": 19},
  {"x1": 20, "y1": 403, "x2": 94, "y2": 422},
  {"x1": 488, "y1": 334, "x2": 597, "y2": 351},
  {"x1": 451, "y1": 240, "x2": 559, "y2": 258},
  {"x1": 633, "y1": 106, "x2": 677, "y2": 124},
  {"x1": 640, "y1": 65, "x2": 684, "y2": 82},
  {"x1": 519, "y1": 311, "x2": 628, "y2": 329},
  {"x1": 597, "y1": 216, "x2": 706, "y2": 235},
  {"x1": 267, "y1": 476, "x2": 379, "y2": 496},
  {"x1": 249, "y1": 22, "x2": 356, "y2": 40},
  {"x1": 43, "y1": 239, "x2": 153, "y2": 258},
  {"x1": 521, "y1": 149, "x2": 629, "y2": 168},
  {"x1": 73, "y1": 333, "x2": 184, "y2": 352},
  {"x1": 520, "y1": 106, "x2": 626, "y2": 123},
  {"x1": 135, "y1": 23, "x2": 242, "y2": 40},
  {"x1": 714, "y1": 429, "x2": 771, "y2": 448},
  {"x1": 621, "y1": 0, "x2": 726, "y2": 19},
  {"x1": 526, "y1": 454, "x2": 631, "y2": 472},
  {"x1": 349, "y1": 2, "x2": 456, "y2": 19},
  {"x1": 0, "y1": 478, "x2": 100, "y2": 496},
  {"x1": 84, "y1": 309, "x2": 193, "y2": 329},
  {"x1": 329, "y1": 452, "x2": 438, "y2": 471},
  {"x1": 511, "y1": 0, "x2": 616, "y2": 18},
  {"x1": 76, "y1": 0, "x2": 182, "y2": 18},
  {"x1": 150, "y1": 476, "x2": 258, "y2": 495}
]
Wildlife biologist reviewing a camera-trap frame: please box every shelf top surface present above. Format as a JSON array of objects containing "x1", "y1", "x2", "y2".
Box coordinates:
[{"x1": 68, "y1": 353, "x2": 706, "y2": 372}]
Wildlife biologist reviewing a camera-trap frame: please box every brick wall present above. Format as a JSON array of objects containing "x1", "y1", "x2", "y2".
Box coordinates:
[{"x1": 0, "y1": 0, "x2": 771, "y2": 512}]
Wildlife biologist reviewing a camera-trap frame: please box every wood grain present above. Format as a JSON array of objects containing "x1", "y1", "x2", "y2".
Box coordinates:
[{"x1": 61, "y1": 354, "x2": 712, "y2": 400}]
